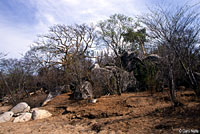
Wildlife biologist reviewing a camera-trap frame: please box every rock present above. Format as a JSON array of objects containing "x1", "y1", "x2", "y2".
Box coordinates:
[
  {"x1": 32, "y1": 109, "x2": 52, "y2": 120},
  {"x1": 13, "y1": 112, "x2": 32, "y2": 123},
  {"x1": 0, "y1": 111, "x2": 14, "y2": 123},
  {"x1": 90, "y1": 63, "x2": 100, "y2": 70},
  {"x1": 144, "y1": 54, "x2": 161, "y2": 61},
  {"x1": 71, "y1": 64, "x2": 136, "y2": 99},
  {"x1": 73, "y1": 81, "x2": 93, "y2": 100},
  {"x1": 120, "y1": 51, "x2": 144, "y2": 72},
  {"x1": 120, "y1": 51, "x2": 162, "y2": 91},
  {"x1": 30, "y1": 108, "x2": 40, "y2": 113},
  {"x1": 11, "y1": 102, "x2": 30, "y2": 114},
  {"x1": 91, "y1": 66, "x2": 116, "y2": 96},
  {"x1": 93, "y1": 63, "x2": 100, "y2": 69},
  {"x1": 91, "y1": 99, "x2": 97, "y2": 103},
  {"x1": 105, "y1": 66, "x2": 136, "y2": 92},
  {"x1": 91, "y1": 66, "x2": 136, "y2": 96},
  {"x1": 121, "y1": 51, "x2": 161, "y2": 72},
  {"x1": 42, "y1": 91, "x2": 61, "y2": 106}
]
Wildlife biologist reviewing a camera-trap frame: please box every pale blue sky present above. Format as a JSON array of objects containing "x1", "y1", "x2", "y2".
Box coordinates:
[{"x1": 0, "y1": 0, "x2": 199, "y2": 58}]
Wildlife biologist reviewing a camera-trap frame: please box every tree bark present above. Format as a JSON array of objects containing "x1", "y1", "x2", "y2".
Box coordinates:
[
  {"x1": 168, "y1": 56, "x2": 182, "y2": 107},
  {"x1": 169, "y1": 62, "x2": 177, "y2": 106},
  {"x1": 140, "y1": 42, "x2": 146, "y2": 56}
]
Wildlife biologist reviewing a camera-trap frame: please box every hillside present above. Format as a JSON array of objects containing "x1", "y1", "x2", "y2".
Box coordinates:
[{"x1": 0, "y1": 90, "x2": 199, "y2": 134}]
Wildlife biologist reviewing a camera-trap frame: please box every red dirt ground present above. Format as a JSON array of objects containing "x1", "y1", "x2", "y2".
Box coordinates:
[{"x1": 0, "y1": 90, "x2": 199, "y2": 134}]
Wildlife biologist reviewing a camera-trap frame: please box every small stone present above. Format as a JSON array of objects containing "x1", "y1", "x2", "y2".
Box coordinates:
[{"x1": 91, "y1": 99, "x2": 97, "y2": 103}]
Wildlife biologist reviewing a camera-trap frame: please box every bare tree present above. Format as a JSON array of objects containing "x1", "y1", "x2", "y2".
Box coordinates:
[
  {"x1": 0, "y1": 52, "x2": 6, "y2": 60},
  {"x1": 140, "y1": 3, "x2": 200, "y2": 105},
  {"x1": 34, "y1": 24, "x2": 96, "y2": 68},
  {"x1": 30, "y1": 24, "x2": 96, "y2": 90}
]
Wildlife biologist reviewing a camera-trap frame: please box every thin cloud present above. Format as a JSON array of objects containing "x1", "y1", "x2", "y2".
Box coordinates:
[{"x1": 0, "y1": 0, "x2": 199, "y2": 58}]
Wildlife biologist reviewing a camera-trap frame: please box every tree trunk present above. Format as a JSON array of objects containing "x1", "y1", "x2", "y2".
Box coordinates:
[
  {"x1": 140, "y1": 42, "x2": 146, "y2": 56},
  {"x1": 168, "y1": 55, "x2": 182, "y2": 107},
  {"x1": 22, "y1": 82, "x2": 29, "y2": 98},
  {"x1": 169, "y1": 62, "x2": 177, "y2": 106}
]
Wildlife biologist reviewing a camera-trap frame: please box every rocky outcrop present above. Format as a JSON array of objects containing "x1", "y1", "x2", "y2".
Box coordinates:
[
  {"x1": 91, "y1": 65, "x2": 136, "y2": 96},
  {"x1": 120, "y1": 51, "x2": 161, "y2": 72},
  {"x1": 0, "y1": 111, "x2": 14, "y2": 123},
  {"x1": 32, "y1": 109, "x2": 52, "y2": 120},
  {"x1": 71, "y1": 63, "x2": 136, "y2": 99},
  {"x1": 120, "y1": 51, "x2": 162, "y2": 91},
  {"x1": 73, "y1": 81, "x2": 93, "y2": 100},
  {"x1": 143, "y1": 54, "x2": 161, "y2": 62},
  {"x1": 105, "y1": 66, "x2": 136, "y2": 92},
  {"x1": 13, "y1": 113, "x2": 32, "y2": 123},
  {"x1": 42, "y1": 92, "x2": 60, "y2": 106},
  {"x1": 120, "y1": 51, "x2": 144, "y2": 72},
  {"x1": 11, "y1": 102, "x2": 30, "y2": 114},
  {"x1": 42, "y1": 85, "x2": 68, "y2": 106}
]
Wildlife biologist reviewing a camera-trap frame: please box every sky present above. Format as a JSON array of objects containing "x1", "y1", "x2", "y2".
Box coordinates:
[{"x1": 0, "y1": 0, "x2": 199, "y2": 58}]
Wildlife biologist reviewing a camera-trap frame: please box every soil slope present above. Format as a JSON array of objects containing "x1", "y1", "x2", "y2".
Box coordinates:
[{"x1": 0, "y1": 91, "x2": 199, "y2": 134}]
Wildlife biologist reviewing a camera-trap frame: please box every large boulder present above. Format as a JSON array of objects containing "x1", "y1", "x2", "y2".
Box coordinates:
[
  {"x1": 42, "y1": 85, "x2": 67, "y2": 106},
  {"x1": 11, "y1": 102, "x2": 30, "y2": 114},
  {"x1": 42, "y1": 91, "x2": 60, "y2": 106},
  {"x1": 91, "y1": 65, "x2": 136, "y2": 96},
  {"x1": 71, "y1": 64, "x2": 136, "y2": 99},
  {"x1": 120, "y1": 51, "x2": 145, "y2": 72},
  {"x1": 120, "y1": 51, "x2": 161, "y2": 72},
  {"x1": 13, "y1": 112, "x2": 32, "y2": 123},
  {"x1": 30, "y1": 108, "x2": 40, "y2": 113},
  {"x1": 120, "y1": 51, "x2": 162, "y2": 91},
  {"x1": 0, "y1": 111, "x2": 14, "y2": 123},
  {"x1": 105, "y1": 66, "x2": 136, "y2": 92},
  {"x1": 32, "y1": 109, "x2": 52, "y2": 120},
  {"x1": 73, "y1": 81, "x2": 93, "y2": 100},
  {"x1": 143, "y1": 54, "x2": 161, "y2": 62}
]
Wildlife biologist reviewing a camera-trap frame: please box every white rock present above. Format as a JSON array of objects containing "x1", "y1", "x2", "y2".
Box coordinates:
[
  {"x1": 94, "y1": 63, "x2": 100, "y2": 69},
  {"x1": 32, "y1": 109, "x2": 52, "y2": 120},
  {"x1": 11, "y1": 102, "x2": 30, "y2": 114},
  {"x1": 0, "y1": 111, "x2": 14, "y2": 123},
  {"x1": 30, "y1": 108, "x2": 40, "y2": 113},
  {"x1": 91, "y1": 99, "x2": 97, "y2": 103},
  {"x1": 13, "y1": 113, "x2": 32, "y2": 123}
]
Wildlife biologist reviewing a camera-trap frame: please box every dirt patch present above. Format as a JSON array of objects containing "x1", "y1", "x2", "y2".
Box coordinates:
[{"x1": 0, "y1": 91, "x2": 199, "y2": 134}]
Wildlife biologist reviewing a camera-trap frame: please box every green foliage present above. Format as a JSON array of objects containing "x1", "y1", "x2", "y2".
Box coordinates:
[
  {"x1": 97, "y1": 14, "x2": 138, "y2": 55},
  {"x1": 143, "y1": 61, "x2": 160, "y2": 92},
  {"x1": 131, "y1": 58, "x2": 160, "y2": 92},
  {"x1": 123, "y1": 28, "x2": 146, "y2": 45}
]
